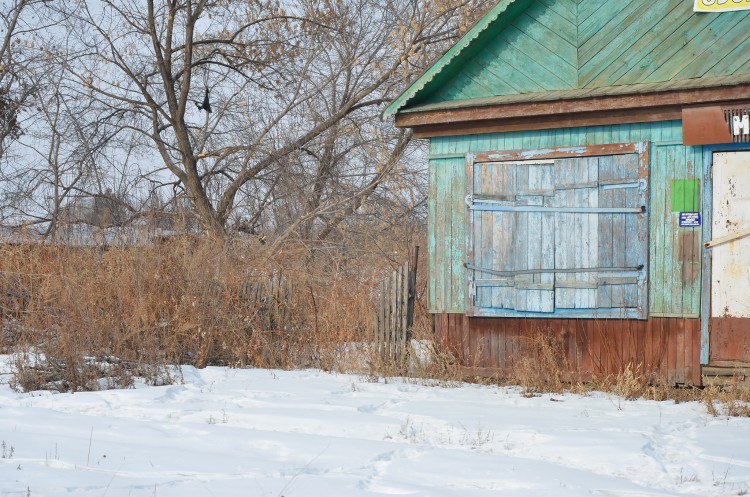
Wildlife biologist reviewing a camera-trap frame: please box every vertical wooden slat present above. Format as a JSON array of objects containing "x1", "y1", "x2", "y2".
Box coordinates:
[
  {"x1": 666, "y1": 318, "x2": 677, "y2": 385},
  {"x1": 465, "y1": 155, "x2": 476, "y2": 313},
  {"x1": 691, "y1": 322, "x2": 701, "y2": 385},
  {"x1": 374, "y1": 251, "x2": 419, "y2": 364},
  {"x1": 401, "y1": 261, "x2": 409, "y2": 358},
  {"x1": 675, "y1": 318, "x2": 686, "y2": 384}
]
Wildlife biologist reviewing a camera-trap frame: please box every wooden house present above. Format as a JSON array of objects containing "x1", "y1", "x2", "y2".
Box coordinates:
[{"x1": 384, "y1": 0, "x2": 750, "y2": 385}]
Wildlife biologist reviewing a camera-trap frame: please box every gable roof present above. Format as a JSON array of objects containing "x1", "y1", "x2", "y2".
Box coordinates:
[
  {"x1": 385, "y1": 0, "x2": 750, "y2": 122},
  {"x1": 382, "y1": 0, "x2": 525, "y2": 119}
]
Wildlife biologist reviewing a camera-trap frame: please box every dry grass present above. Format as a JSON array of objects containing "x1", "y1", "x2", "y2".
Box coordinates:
[
  {"x1": 486, "y1": 331, "x2": 715, "y2": 408},
  {"x1": 513, "y1": 334, "x2": 569, "y2": 396},
  {"x1": 703, "y1": 378, "x2": 750, "y2": 417},
  {"x1": 1, "y1": 235, "x2": 415, "y2": 391},
  {"x1": 3, "y1": 236, "x2": 749, "y2": 419}
]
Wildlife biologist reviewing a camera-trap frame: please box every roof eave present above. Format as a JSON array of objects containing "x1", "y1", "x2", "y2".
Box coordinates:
[
  {"x1": 394, "y1": 83, "x2": 750, "y2": 138},
  {"x1": 381, "y1": 0, "x2": 523, "y2": 121}
]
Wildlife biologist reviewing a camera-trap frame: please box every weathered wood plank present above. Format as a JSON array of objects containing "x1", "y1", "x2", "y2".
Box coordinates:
[
  {"x1": 540, "y1": 163, "x2": 555, "y2": 312},
  {"x1": 513, "y1": 164, "x2": 531, "y2": 311},
  {"x1": 649, "y1": 146, "x2": 667, "y2": 314},
  {"x1": 643, "y1": 12, "x2": 748, "y2": 84},
  {"x1": 585, "y1": 157, "x2": 599, "y2": 309},
  {"x1": 579, "y1": 0, "x2": 682, "y2": 87},
  {"x1": 577, "y1": 1, "x2": 632, "y2": 47},
  {"x1": 688, "y1": 146, "x2": 704, "y2": 315},
  {"x1": 703, "y1": 31, "x2": 750, "y2": 78},
  {"x1": 670, "y1": 146, "x2": 686, "y2": 316},
  {"x1": 450, "y1": 159, "x2": 467, "y2": 312},
  {"x1": 586, "y1": 0, "x2": 690, "y2": 88},
  {"x1": 675, "y1": 11, "x2": 750, "y2": 81},
  {"x1": 499, "y1": 20, "x2": 577, "y2": 88},
  {"x1": 597, "y1": 156, "x2": 615, "y2": 308},
  {"x1": 434, "y1": 162, "x2": 447, "y2": 312},
  {"x1": 428, "y1": 160, "x2": 438, "y2": 312},
  {"x1": 521, "y1": 1, "x2": 576, "y2": 47},
  {"x1": 554, "y1": 158, "x2": 574, "y2": 309},
  {"x1": 537, "y1": 0, "x2": 577, "y2": 25},
  {"x1": 477, "y1": 162, "x2": 491, "y2": 308}
]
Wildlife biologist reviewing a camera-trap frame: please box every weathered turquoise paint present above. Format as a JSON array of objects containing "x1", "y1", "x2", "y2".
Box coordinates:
[
  {"x1": 427, "y1": 120, "x2": 703, "y2": 318},
  {"x1": 385, "y1": 0, "x2": 750, "y2": 117},
  {"x1": 426, "y1": 7, "x2": 577, "y2": 104},
  {"x1": 382, "y1": 0, "x2": 529, "y2": 118},
  {"x1": 648, "y1": 143, "x2": 703, "y2": 318}
]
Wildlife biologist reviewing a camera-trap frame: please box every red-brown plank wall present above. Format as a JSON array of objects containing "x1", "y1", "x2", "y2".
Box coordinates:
[{"x1": 433, "y1": 315, "x2": 701, "y2": 385}]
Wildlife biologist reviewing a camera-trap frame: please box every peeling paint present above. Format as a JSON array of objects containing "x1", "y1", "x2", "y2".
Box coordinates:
[{"x1": 711, "y1": 151, "x2": 750, "y2": 318}]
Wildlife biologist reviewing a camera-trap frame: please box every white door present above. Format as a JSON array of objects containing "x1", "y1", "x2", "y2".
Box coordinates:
[{"x1": 711, "y1": 152, "x2": 750, "y2": 318}]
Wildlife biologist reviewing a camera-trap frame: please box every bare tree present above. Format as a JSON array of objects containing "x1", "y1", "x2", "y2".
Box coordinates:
[
  {"x1": 0, "y1": 0, "x2": 51, "y2": 161},
  {"x1": 0, "y1": 0, "x2": 494, "y2": 247}
]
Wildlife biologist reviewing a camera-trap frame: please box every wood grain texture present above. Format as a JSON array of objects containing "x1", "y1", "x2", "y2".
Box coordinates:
[
  {"x1": 464, "y1": 144, "x2": 648, "y2": 318},
  {"x1": 433, "y1": 313, "x2": 703, "y2": 385},
  {"x1": 419, "y1": 1, "x2": 750, "y2": 108},
  {"x1": 428, "y1": 122, "x2": 703, "y2": 319},
  {"x1": 709, "y1": 318, "x2": 750, "y2": 362},
  {"x1": 648, "y1": 144, "x2": 703, "y2": 316},
  {"x1": 426, "y1": 0, "x2": 577, "y2": 105}
]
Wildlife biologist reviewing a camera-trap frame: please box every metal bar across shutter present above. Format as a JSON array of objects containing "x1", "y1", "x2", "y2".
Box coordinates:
[{"x1": 469, "y1": 204, "x2": 645, "y2": 214}]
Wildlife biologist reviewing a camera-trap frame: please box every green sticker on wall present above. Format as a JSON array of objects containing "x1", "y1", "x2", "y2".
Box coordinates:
[{"x1": 671, "y1": 179, "x2": 700, "y2": 212}]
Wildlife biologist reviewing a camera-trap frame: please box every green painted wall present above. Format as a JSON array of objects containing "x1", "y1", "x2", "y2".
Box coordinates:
[
  {"x1": 424, "y1": 0, "x2": 750, "y2": 105},
  {"x1": 428, "y1": 121, "x2": 703, "y2": 318}
]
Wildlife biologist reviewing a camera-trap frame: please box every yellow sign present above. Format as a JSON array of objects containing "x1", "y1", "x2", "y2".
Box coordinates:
[{"x1": 694, "y1": 0, "x2": 750, "y2": 11}]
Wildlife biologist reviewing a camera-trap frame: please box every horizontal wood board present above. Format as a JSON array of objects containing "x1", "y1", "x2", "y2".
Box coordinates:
[
  {"x1": 428, "y1": 121, "x2": 704, "y2": 319},
  {"x1": 466, "y1": 153, "x2": 648, "y2": 318},
  {"x1": 423, "y1": 0, "x2": 750, "y2": 107},
  {"x1": 433, "y1": 313, "x2": 702, "y2": 385}
]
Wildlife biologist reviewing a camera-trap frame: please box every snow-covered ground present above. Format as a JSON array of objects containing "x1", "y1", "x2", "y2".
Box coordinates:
[{"x1": 1, "y1": 356, "x2": 749, "y2": 497}]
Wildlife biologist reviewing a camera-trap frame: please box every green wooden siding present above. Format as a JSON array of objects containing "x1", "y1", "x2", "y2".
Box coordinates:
[
  {"x1": 649, "y1": 143, "x2": 703, "y2": 318},
  {"x1": 427, "y1": 0, "x2": 577, "y2": 104},
  {"x1": 428, "y1": 121, "x2": 703, "y2": 318},
  {"x1": 423, "y1": 1, "x2": 750, "y2": 106}
]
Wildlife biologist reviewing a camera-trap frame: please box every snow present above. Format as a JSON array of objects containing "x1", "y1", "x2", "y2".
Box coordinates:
[{"x1": 1, "y1": 356, "x2": 749, "y2": 497}]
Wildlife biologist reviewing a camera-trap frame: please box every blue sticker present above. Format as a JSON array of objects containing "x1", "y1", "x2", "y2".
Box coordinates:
[{"x1": 679, "y1": 212, "x2": 701, "y2": 227}]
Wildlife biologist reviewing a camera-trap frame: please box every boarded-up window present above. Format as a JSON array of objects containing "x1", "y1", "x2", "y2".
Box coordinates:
[{"x1": 466, "y1": 149, "x2": 648, "y2": 319}]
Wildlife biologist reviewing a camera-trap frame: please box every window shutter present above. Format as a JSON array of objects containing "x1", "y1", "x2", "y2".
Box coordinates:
[{"x1": 466, "y1": 150, "x2": 648, "y2": 319}]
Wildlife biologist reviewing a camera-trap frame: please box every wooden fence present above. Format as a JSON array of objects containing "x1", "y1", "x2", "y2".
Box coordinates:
[
  {"x1": 240, "y1": 272, "x2": 292, "y2": 332},
  {"x1": 374, "y1": 248, "x2": 418, "y2": 363}
]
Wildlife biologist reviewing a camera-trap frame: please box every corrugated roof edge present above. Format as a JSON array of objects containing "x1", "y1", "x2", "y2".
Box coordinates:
[{"x1": 381, "y1": 0, "x2": 519, "y2": 121}]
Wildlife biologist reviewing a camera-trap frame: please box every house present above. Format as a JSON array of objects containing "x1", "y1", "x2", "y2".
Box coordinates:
[{"x1": 384, "y1": 0, "x2": 750, "y2": 385}]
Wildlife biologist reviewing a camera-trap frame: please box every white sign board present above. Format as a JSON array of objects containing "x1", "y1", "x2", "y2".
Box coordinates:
[{"x1": 695, "y1": 0, "x2": 750, "y2": 12}]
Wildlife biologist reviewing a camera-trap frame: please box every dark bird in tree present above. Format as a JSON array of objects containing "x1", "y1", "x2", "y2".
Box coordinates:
[{"x1": 196, "y1": 88, "x2": 212, "y2": 113}]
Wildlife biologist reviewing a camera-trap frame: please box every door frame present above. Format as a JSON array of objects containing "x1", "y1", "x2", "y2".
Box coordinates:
[{"x1": 700, "y1": 144, "x2": 750, "y2": 365}]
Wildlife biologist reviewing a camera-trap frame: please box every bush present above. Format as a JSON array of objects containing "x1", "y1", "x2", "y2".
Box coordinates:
[{"x1": 2, "y1": 234, "x2": 424, "y2": 391}]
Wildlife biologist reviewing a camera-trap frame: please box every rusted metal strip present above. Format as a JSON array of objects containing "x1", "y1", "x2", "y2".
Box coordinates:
[{"x1": 465, "y1": 263, "x2": 644, "y2": 277}]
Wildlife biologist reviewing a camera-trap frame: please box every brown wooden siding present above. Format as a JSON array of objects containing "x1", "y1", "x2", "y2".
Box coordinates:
[
  {"x1": 709, "y1": 317, "x2": 750, "y2": 363},
  {"x1": 433, "y1": 314, "x2": 701, "y2": 385}
]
